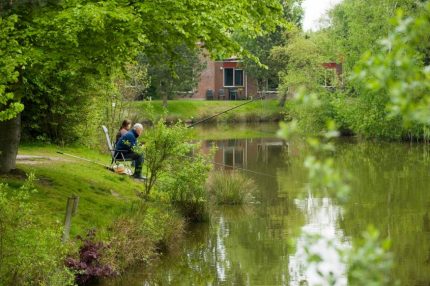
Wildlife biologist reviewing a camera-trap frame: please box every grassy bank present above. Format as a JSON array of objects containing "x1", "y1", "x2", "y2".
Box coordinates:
[
  {"x1": 128, "y1": 99, "x2": 286, "y2": 123},
  {"x1": 4, "y1": 145, "x2": 143, "y2": 237},
  {"x1": 190, "y1": 122, "x2": 280, "y2": 140},
  {"x1": 0, "y1": 144, "x2": 186, "y2": 284}
]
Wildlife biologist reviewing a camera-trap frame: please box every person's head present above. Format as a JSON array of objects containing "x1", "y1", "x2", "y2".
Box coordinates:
[
  {"x1": 133, "y1": 123, "x2": 144, "y2": 136},
  {"x1": 121, "y1": 119, "x2": 132, "y2": 131}
]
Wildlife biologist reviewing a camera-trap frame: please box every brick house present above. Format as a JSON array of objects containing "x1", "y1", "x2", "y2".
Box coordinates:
[
  {"x1": 322, "y1": 62, "x2": 344, "y2": 88},
  {"x1": 193, "y1": 56, "x2": 258, "y2": 100}
]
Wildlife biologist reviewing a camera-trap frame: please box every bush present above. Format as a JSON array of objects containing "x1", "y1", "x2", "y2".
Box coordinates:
[
  {"x1": 287, "y1": 90, "x2": 335, "y2": 135},
  {"x1": 65, "y1": 230, "x2": 115, "y2": 285},
  {"x1": 103, "y1": 204, "x2": 185, "y2": 272},
  {"x1": 157, "y1": 149, "x2": 212, "y2": 222},
  {"x1": 137, "y1": 118, "x2": 192, "y2": 197},
  {"x1": 0, "y1": 175, "x2": 75, "y2": 286},
  {"x1": 134, "y1": 109, "x2": 213, "y2": 221},
  {"x1": 206, "y1": 171, "x2": 257, "y2": 205},
  {"x1": 103, "y1": 216, "x2": 156, "y2": 274}
]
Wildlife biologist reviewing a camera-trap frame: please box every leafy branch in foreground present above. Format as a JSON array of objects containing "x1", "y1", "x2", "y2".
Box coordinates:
[{"x1": 354, "y1": 2, "x2": 430, "y2": 139}]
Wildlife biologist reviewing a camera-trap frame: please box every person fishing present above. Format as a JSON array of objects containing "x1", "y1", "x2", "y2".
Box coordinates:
[
  {"x1": 115, "y1": 119, "x2": 132, "y2": 145},
  {"x1": 115, "y1": 123, "x2": 145, "y2": 180}
]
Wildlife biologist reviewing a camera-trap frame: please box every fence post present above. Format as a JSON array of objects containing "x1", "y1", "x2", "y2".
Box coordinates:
[{"x1": 62, "y1": 196, "x2": 79, "y2": 243}]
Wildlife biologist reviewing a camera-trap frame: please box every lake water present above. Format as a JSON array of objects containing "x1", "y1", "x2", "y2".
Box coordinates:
[{"x1": 100, "y1": 123, "x2": 430, "y2": 286}]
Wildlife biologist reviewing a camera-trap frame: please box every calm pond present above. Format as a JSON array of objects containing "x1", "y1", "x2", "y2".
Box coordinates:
[{"x1": 100, "y1": 123, "x2": 430, "y2": 286}]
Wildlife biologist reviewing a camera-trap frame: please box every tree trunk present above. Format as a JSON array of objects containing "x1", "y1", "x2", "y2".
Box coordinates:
[
  {"x1": 162, "y1": 93, "x2": 168, "y2": 108},
  {"x1": 0, "y1": 114, "x2": 21, "y2": 174},
  {"x1": 278, "y1": 93, "x2": 287, "y2": 107}
]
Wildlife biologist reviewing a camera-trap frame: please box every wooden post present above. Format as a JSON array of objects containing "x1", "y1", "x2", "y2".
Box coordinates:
[
  {"x1": 62, "y1": 196, "x2": 79, "y2": 243},
  {"x1": 72, "y1": 196, "x2": 79, "y2": 216}
]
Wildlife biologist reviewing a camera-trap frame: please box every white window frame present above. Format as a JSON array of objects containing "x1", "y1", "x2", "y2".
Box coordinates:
[{"x1": 223, "y1": 68, "x2": 245, "y2": 88}]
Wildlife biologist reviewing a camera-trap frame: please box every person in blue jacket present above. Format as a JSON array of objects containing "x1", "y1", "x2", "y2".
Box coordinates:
[{"x1": 115, "y1": 123, "x2": 145, "y2": 179}]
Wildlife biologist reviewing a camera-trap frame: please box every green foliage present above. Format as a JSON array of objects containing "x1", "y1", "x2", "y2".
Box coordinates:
[
  {"x1": 327, "y1": 0, "x2": 419, "y2": 75},
  {"x1": 354, "y1": 3, "x2": 430, "y2": 136},
  {"x1": 206, "y1": 171, "x2": 257, "y2": 205},
  {"x1": 0, "y1": 174, "x2": 75, "y2": 286},
  {"x1": 141, "y1": 45, "x2": 206, "y2": 100},
  {"x1": 347, "y1": 227, "x2": 397, "y2": 286},
  {"x1": 136, "y1": 110, "x2": 213, "y2": 220},
  {"x1": 276, "y1": 1, "x2": 429, "y2": 140},
  {"x1": 1, "y1": 0, "x2": 286, "y2": 147},
  {"x1": 158, "y1": 149, "x2": 211, "y2": 204},
  {"x1": 285, "y1": 90, "x2": 334, "y2": 134},
  {"x1": 16, "y1": 2, "x2": 142, "y2": 142},
  {"x1": 237, "y1": 0, "x2": 304, "y2": 91},
  {"x1": 157, "y1": 144, "x2": 213, "y2": 222},
  {"x1": 272, "y1": 28, "x2": 326, "y2": 98},
  {"x1": 137, "y1": 118, "x2": 192, "y2": 197},
  {"x1": 0, "y1": 14, "x2": 25, "y2": 121},
  {"x1": 104, "y1": 204, "x2": 185, "y2": 272}
]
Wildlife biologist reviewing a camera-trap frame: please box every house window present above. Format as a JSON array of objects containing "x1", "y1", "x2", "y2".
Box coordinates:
[
  {"x1": 234, "y1": 69, "x2": 244, "y2": 86},
  {"x1": 224, "y1": 68, "x2": 244, "y2": 87},
  {"x1": 224, "y1": 68, "x2": 234, "y2": 86}
]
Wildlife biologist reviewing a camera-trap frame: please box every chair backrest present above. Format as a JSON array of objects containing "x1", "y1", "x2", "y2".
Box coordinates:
[{"x1": 101, "y1": 125, "x2": 115, "y2": 157}]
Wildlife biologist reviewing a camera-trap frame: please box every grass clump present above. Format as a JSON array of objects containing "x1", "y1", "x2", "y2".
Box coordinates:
[{"x1": 206, "y1": 171, "x2": 257, "y2": 205}]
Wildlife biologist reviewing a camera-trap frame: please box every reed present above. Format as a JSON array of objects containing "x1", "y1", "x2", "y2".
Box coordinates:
[{"x1": 206, "y1": 171, "x2": 257, "y2": 205}]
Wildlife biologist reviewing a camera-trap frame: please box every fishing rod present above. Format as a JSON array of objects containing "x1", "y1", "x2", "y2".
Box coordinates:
[
  {"x1": 183, "y1": 94, "x2": 278, "y2": 177},
  {"x1": 179, "y1": 154, "x2": 277, "y2": 178},
  {"x1": 187, "y1": 94, "x2": 266, "y2": 128},
  {"x1": 57, "y1": 150, "x2": 276, "y2": 179},
  {"x1": 58, "y1": 95, "x2": 274, "y2": 177},
  {"x1": 56, "y1": 151, "x2": 111, "y2": 169}
]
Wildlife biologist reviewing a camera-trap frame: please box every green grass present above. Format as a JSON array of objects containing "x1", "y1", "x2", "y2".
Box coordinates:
[
  {"x1": 206, "y1": 171, "x2": 257, "y2": 205},
  {"x1": 2, "y1": 145, "x2": 144, "y2": 238},
  {"x1": 190, "y1": 122, "x2": 280, "y2": 140},
  {"x1": 130, "y1": 99, "x2": 286, "y2": 123}
]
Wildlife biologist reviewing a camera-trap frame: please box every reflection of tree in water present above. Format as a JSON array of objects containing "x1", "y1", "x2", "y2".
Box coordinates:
[
  {"x1": 127, "y1": 201, "x2": 303, "y2": 285},
  {"x1": 334, "y1": 140, "x2": 430, "y2": 285}
]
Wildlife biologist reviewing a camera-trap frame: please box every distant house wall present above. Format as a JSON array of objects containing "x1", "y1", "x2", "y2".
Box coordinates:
[
  {"x1": 192, "y1": 53, "x2": 213, "y2": 100},
  {"x1": 194, "y1": 57, "x2": 258, "y2": 100}
]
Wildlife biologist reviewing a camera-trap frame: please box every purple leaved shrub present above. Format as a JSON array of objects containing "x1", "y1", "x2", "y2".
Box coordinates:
[{"x1": 65, "y1": 229, "x2": 115, "y2": 285}]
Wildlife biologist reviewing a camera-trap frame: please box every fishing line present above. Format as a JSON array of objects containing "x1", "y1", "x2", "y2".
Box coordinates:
[
  {"x1": 178, "y1": 154, "x2": 277, "y2": 178},
  {"x1": 187, "y1": 94, "x2": 266, "y2": 128},
  {"x1": 56, "y1": 151, "x2": 111, "y2": 169}
]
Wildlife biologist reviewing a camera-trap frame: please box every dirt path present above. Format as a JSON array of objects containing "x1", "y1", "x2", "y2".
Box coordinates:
[{"x1": 16, "y1": 155, "x2": 72, "y2": 165}]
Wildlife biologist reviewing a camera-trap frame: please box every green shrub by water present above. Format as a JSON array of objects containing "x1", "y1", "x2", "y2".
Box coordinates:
[
  {"x1": 206, "y1": 171, "x2": 257, "y2": 205},
  {"x1": 103, "y1": 203, "x2": 185, "y2": 273}
]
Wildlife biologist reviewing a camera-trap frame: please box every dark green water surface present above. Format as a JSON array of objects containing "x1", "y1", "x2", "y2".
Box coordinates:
[{"x1": 100, "y1": 124, "x2": 430, "y2": 286}]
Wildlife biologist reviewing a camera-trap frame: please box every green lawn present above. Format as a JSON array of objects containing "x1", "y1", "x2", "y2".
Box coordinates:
[
  {"x1": 3, "y1": 145, "x2": 144, "y2": 238},
  {"x1": 190, "y1": 122, "x2": 280, "y2": 140},
  {"x1": 129, "y1": 99, "x2": 286, "y2": 123}
]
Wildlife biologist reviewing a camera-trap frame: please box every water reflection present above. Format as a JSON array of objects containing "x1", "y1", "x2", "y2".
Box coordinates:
[
  {"x1": 99, "y1": 135, "x2": 430, "y2": 286},
  {"x1": 289, "y1": 196, "x2": 349, "y2": 286}
]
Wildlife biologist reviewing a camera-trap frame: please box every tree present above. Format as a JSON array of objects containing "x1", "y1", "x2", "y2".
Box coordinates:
[
  {"x1": 237, "y1": 0, "x2": 304, "y2": 100},
  {"x1": 142, "y1": 45, "x2": 206, "y2": 107},
  {"x1": 272, "y1": 28, "x2": 326, "y2": 98},
  {"x1": 327, "y1": 0, "x2": 421, "y2": 78},
  {"x1": 0, "y1": 0, "x2": 285, "y2": 173},
  {"x1": 354, "y1": 1, "x2": 430, "y2": 136}
]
